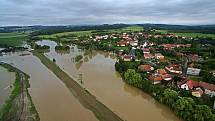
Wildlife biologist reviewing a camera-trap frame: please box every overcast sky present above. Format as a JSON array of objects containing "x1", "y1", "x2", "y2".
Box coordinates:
[{"x1": 0, "y1": 0, "x2": 215, "y2": 26}]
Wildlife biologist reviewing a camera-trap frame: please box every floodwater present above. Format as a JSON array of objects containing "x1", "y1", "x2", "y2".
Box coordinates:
[
  {"x1": 0, "y1": 51, "x2": 98, "y2": 121},
  {"x1": 0, "y1": 66, "x2": 15, "y2": 107},
  {"x1": 38, "y1": 40, "x2": 182, "y2": 121}
]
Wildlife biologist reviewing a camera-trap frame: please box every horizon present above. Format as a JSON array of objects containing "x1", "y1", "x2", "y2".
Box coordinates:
[{"x1": 1, "y1": 0, "x2": 215, "y2": 26}]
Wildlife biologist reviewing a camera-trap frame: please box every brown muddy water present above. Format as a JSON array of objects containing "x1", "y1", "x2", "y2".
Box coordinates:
[
  {"x1": 37, "y1": 40, "x2": 182, "y2": 121},
  {"x1": 0, "y1": 51, "x2": 98, "y2": 121},
  {"x1": 0, "y1": 66, "x2": 15, "y2": 107}
]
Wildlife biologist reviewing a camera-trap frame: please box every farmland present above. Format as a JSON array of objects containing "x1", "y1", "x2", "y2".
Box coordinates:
[
  {"x1": 0, "y1": 32, "x2": 28, "y2": 47},
  {"x1": 155, "y1": 29, "x2": 215, "y2": 39}
]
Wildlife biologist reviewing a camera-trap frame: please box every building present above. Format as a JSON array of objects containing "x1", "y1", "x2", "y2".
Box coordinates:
[
  {"x1": 155, "y1": 53, "x2": 164, "y2": 60},
  {"x1": 192, "y1": 88, "x2": 204, "y2": 97},
  {"x1": 138, "y1": 64, "x2": 154, "y2": 72},
  {"x1": 117, "y1": 40, "x2": 129, "y2": 47},
  {"x1": 144, "y1": 53, "x2": 154, "y2": 59},
  {"x1": 187, "y1": 68, "x2": 201, "y2": 76},
  {"x1": 165, "y1": 65, "x2": 182, "y2": 74},
  {"x1": 142, "y1": 48, "x2": 150, "y2": 54},
  {"x1": 178, "y1": 79, "x2": 215, "y2": 97},
  {"x1": 123, "y1": 55, "x2": 133, "y2": 61},
  {"x1": 148, "y1": 74, "x2": 163, "y2": 84}
]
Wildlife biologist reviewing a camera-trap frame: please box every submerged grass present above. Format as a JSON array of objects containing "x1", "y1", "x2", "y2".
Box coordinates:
[{"x1": 0, "y1": 63, "x2": 39, "y2": 121}]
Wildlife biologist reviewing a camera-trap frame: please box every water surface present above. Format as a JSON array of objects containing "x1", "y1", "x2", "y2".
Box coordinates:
[
  {"x1": 0, "y1": 66, "x2": 15, "y2": 107},
  {"x1": 39, "y1": 40, "x2": 182, "y2": 121}
]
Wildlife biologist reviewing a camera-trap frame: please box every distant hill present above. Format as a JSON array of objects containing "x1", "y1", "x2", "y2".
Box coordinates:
[{"x1": 1, "y1": 23, "x2": 215, "y2": 34}]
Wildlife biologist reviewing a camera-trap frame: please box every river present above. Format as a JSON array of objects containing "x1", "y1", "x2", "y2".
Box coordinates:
[
  {"x1": 37, "y1": 40, "x2": 182, "y2": 121},
  {"x1": 0, "y1": 51, "x2": 98, "y2": 121}
]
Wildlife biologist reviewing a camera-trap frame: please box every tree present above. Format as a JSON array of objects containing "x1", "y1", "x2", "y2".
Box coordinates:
[
  {"x1": 192, "y1": 105, "x2": 215, "y2": 121},
  {"x1": 173, "y1": 97, "x2": 195, "y2": 121},
  {"x1": 124, "y1": 69, "x2": 142, "y2": 85},
  {"x1": 160, "y1": 88, "x2": 178, "y2": 108}
]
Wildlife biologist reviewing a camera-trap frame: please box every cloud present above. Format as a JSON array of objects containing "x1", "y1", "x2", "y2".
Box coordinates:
[{"x1": 0, "y1": 0, "x2": 215, "y2": 25}]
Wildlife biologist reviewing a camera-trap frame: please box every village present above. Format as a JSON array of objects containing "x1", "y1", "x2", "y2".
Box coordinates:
[{"x1": 91, "y1": 30, "x2": 215, "y2": 100}]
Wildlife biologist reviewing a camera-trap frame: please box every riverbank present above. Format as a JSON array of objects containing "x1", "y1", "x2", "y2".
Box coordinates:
[
  {"x1": 0, "y1": 63, "x2": 39, "y2": 121},
  {"x1": 32, "y1": 50, "x2": 123, "y2": 121}
]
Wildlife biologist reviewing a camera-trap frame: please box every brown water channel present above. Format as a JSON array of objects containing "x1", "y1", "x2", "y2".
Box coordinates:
[
  {"x1": 37, "y1": 40, "x2": 182, "y2": 121},
  {"x1": 0, "y1": 51, "x2": 98, "y2": 121}
]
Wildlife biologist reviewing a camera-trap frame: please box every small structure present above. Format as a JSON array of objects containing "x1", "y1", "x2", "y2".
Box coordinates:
[
  {"x1": 123, "y1": 55, "x2": 133, "y2": 61},
  {"x1": 138, "y1": 64, "x2": 154, "y2": 72},
  {"x1": 155, "y1": 53, "x2": 164, "y2": 60},
  {"x1": 191, "y1": 88, "x2": 204, "y2": 97},
  {"x1": 165, "y1": 64, "x2": 182, "y2": 74},
  {"x1": 187, "y1": 67, "x2": 201, "y2": 76},
  {"x1": 144, "y1": 53, "x2": 154, "y2": 59},
  {"x1": 148, "y1": 74, "x2": 163, "y2": 84}
]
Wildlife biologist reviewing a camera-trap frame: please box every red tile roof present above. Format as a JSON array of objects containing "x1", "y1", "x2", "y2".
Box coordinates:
[{"x1": 139, "y1": 65, "x2": 153, "y2": 72}]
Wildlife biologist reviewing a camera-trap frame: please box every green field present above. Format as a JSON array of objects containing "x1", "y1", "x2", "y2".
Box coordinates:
[
  {"x1": 155, "y1": 29, "x2": 215, "y2": 39},
  {"x1": 38, "y1": 25, "x2": 144, "y2": 39},
  {"x1": 38, "y1": 31, "x2": 92, "y2": 39},
  {"x1": 108, "y1": 25, "x2": 143, "y2": 33},
  {"x1": 0, "y1": 32, "x2": 28, "y2": 47}
]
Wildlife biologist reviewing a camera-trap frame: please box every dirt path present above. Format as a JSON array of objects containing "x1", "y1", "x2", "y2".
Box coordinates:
[{"x1": 32, "y1": 51, "x2": 124, "y2": 121}]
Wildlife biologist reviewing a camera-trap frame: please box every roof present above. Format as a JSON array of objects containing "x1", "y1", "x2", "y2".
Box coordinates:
[
  {"x1": 149, "y1": 75, "x2": 163, "y2": 82},
  {"x1": 156, "y1": 69, "x2": 167, "y2": 75},
  {"x1": 155, "y1": 53, "x2": 164, "y2": 57},
  {"x1": 144, "y1": 53, "x2": 153, "y2": 59},
  {"x1": 199, "y1": 82, "x2": 215, "y2": 92},
  {"x1": 186, "y1": 79, "x2": 199, "y2": 89},
  {"x1": 139, "y1": 65, "x2": 153, "y2": 72}
]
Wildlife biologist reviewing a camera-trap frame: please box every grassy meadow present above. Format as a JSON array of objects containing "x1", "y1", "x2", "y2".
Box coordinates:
[{"x1": 0, "y1": 32, "x2": 28, "y2": 47}]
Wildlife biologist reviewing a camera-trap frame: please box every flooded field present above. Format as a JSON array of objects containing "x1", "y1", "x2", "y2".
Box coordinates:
[
  {"x1": 38, "y1": 40, "x2": 182, "y2": 121},
  {"x1": 0, "y1": 66, "x2": 15, "y2": 107},
  {"x1": 0, "y1": 51, "x2": 98, "y2": 121}
]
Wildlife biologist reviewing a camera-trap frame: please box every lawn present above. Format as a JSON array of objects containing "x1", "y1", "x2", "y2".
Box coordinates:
[{"x1": 0, "y1": 32, "x2": 28, "y2": 47}]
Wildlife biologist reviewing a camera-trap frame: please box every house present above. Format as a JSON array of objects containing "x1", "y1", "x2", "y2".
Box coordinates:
[
  {"x1": 117, "y1": 40, "x2": 129, "y2": 47},
  {"x1": 142, "y1": 48, "x2": 150, "y2": 54},
  {"x1": 123, "y1": 55, "x2": 133, "y2": 61},
  {"x1": 155, "y1": 53, "x2": 164, "y2": 60},
  {"x1": 148, "y1": 74, "x2": 163, "y2": 84},
  {"x1": 138, "y1": 64, "x2": 154, "y2": 72},
  {"x1": 155, "y1": 69, "x2": 172, "y2": 81},
  {"x1": 161, "y1": 73, "x2": 172, "y2": 81},
  {"x1": 156, "y1": 69, "x2": 167, "y2": 75},
  {"x1": 199, "y1": 82, "x2": 215, "y2": 97},
  {"x1": 165, "y1": 64, "x2": 182, "y2": 74},
  {"x1": 187, "y1": 67, "x2": 201, "y2": 76},
  {"x1": 192, "y1": 88, "x2": 204, "y2": 97},
  {"x1": 130, "y1": 40, "x2": 138, "y2": 47},
  {"x1": 144, "y1": 53, "x2": 154, "y2": 59},
  {"x1": 177, "y1": 79, "x2": 199, "y2": 90},
  {"x1": 178, "y1": 79, "x2": 215, "y2": 97}
]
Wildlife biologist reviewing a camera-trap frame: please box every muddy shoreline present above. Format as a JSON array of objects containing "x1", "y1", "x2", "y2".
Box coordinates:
[{"x1": 0, "y1": 63, "x2": 39, "y2": 121}]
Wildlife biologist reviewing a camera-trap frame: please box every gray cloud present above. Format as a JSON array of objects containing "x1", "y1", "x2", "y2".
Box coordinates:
[{"x1": 0, "y1": 0, "x2": 215, "y2": 26}]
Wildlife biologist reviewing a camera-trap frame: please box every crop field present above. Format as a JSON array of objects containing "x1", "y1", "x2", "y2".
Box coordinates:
[
  {"x1": 155, "y1": 29, "x2": 215, "y2": 39},
  {"x1": 0, "y1": 32, "x2": 28, "y2": 46},
  {"x1": 38, "y1": 31, "x2": 92, "y2": 39},
  {"x1": 109, "y1": 25, "x2": 143, "y2": 33}
]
